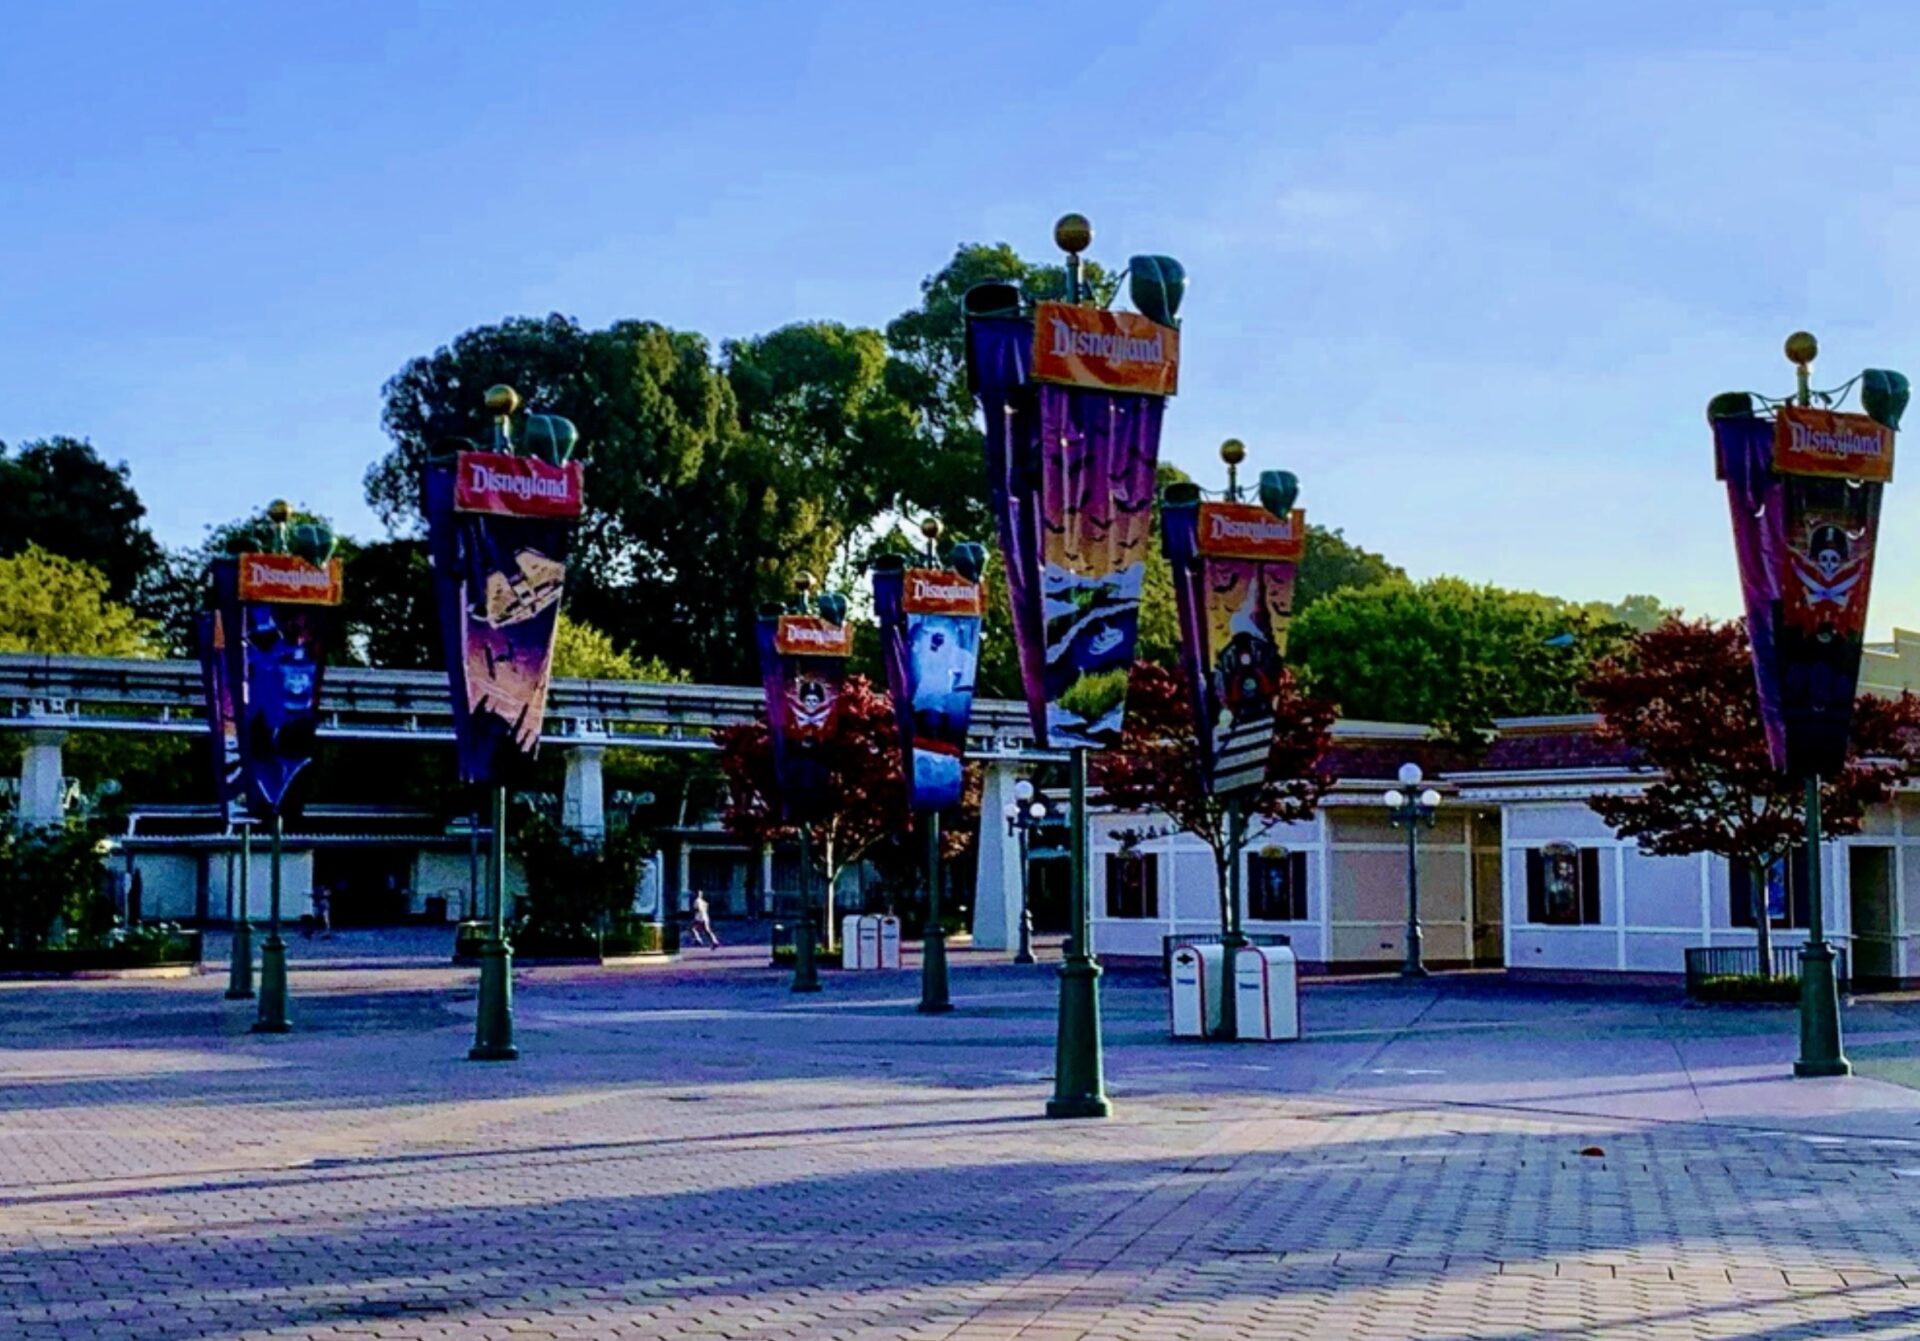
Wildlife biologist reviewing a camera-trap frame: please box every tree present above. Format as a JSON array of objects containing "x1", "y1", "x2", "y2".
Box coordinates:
[
  {"x1": 0, "y1": 545, "x2": 154, "y2": 656},
  {"x1": 551, "y1": 613, "x2": 682, "y2": 683},
  {"x1": 0, "y1": 437, "x2": 162, "y2": 604},
  {"x1": 714, "y1": 675, "x2": 905, "y2": 944},
  {"x1": 1582, "y1": 617, "x2": 1919, "y2": 968},
  {"x1": 1294, "y1": 525, "x2": 1403, "y2": 614},
  {"x1": 1290, "y1": 577, "x2": 1633, "y2": 742},
  {"x1": 341, "y1": 538, "x2": 437, "y2": 670},
  {"x1": 1093, "y1": 661, "x2": 1336, "y2": 946}
]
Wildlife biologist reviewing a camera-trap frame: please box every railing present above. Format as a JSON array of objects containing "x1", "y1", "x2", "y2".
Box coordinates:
[
  {"x1": 1683, "y1": 943, "x2": 1851, "y2": 996},
  {"x1": 1161, "y1": 932, "x2": 1292, "y2": 981}
]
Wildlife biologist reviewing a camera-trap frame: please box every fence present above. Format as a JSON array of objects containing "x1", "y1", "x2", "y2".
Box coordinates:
[{"x1": 1683, "y1": 943, "x2": 1850, "y2": 996}]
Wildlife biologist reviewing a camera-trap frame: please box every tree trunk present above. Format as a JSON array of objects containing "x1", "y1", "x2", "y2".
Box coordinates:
[
  {"x1": 823, "y1": 834, "x2": 838, "y2": 952},
  {"x1": 1751, "y1": 859, "x2": 1774, "y2": 978},
  {"x1": 1212, "y1": 848, "x2": 1232, "y2": 942}
]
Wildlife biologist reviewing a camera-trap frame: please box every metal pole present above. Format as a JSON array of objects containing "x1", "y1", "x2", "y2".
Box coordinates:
[
  {"x1": 919, "y1": 811, "x2": 952, "y2": 1012},
  {"x1": 1402, "y1": 810, "x2": 1428, "y2": 978},
  {"x1": 225, "y1": 823, "x2": 254, "y2": 1000},
  {"x1": 1047, "y1": 748, "x2": 1110, "y2": 1119},
  {"x1": 469, "y1": 784, "x2": 518, "y2": 1060},
  {"x1": 792, "y1": 824, "x2": 822, "y2": 992},
  {"x1": 251, "y1": 814, "x2": 291, "y2": 1032},
  {"x1": 1218, "y1": 796, "x2": 1247, "y2": 1040},
  {"x1": 468, "y1": 806, "x2": 480, "y2": 922},
  {"x1": 1014, "y1": 820, "x2": 1036, "y2": 965},
  {"x1": 1795, "y1": 774, "x2": 1849, "y2": 1076}
]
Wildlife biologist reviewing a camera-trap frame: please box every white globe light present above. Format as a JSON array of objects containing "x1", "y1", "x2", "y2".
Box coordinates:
[
  {"x1": 1028, "y1": 802, "x2": 1048, "y2": 821},
  {"x1": 1003, "y1": 803, "x2": 1019, "y2": 822},
  {"x1": 1014, "y1": 778, "x2": 1035, "y2": 803},
  {"x1": 1383, "y1": 789, "x2": 1405, "y2": 809},
  {"x1": 1419, "y1": 788, "x2": 1441, "y2": 810},
  {"x1": 1397, "y1": 761, "x2": 1424, "y2": 786}
]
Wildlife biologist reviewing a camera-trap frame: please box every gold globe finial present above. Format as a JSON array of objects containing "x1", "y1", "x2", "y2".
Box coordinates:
[
  {"x1": 1219, "y1": 438, "x2": 1247, "y2": 467},
  {"x1": 1054, "y1": 212, "x2": 1092, "y2": 255},
  {"x1": 267, "y1": 499, "x2": 293, "y2": 525},
  {"x1": 483, "y1": 384, "x2": 522, "y2": 417},
  {"x1": 919, "y1": 516, "x2": 944, "y2": 543},
  {"x1": 1785, "y1": 331, "x2": 1819, "y2": 367},
  {"x1": 793, "y1": 571, "x2": 815, "y2": 596}
]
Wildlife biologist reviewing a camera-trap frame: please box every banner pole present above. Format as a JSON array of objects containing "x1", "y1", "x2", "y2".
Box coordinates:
[
  {"x1": 1048, "y1": 747, "x2": 1110, "y2": 1118},
  {"x1": 919, "y1": 812, "x2": 952, "y2": 1013},
  {"x1": 225, "y1": 822, "x2": 254, "y2": 1000},
  {"x1": 792, "y1": 823, "x2": 822, "y2": 992},
  {"x1": 251, "y1": 813, "x2": 291, "y2": 1033},
  {"x1": 470, "y1": 784, "x2": 518, "y2": 1060},
  {"x1": 1218, "y1": 795, "x2": 1246, "y2": 1040},
  {"x1": 1795, "y1": 774, "x2": 1850, "y2": 1076}
]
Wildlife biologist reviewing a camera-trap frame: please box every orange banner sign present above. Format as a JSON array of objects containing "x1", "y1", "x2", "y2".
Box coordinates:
[
  {"x1": 902, "y1": 569, "x2": 983, "y2": 617},
  {"x1": 1773, "y1": 405, "x2": 1894, "y2": 482},
  {"x1": 774, "y1": 616, "x2": 853, "y2": 658},
  {"x1": 1195, "y1": 503, "x2": 1305, "y2": 562},
  {"x1": 1030, "y1": 301, "x2": 1179, "y2": 396},
  {"x1": 238, "y1": 554, "x2": 344, "y2": 606}
]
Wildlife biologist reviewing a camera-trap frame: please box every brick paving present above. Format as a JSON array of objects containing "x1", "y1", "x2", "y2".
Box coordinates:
[{"x1": 9, "y1": 939, "x2": 1920, "y2": 1337}]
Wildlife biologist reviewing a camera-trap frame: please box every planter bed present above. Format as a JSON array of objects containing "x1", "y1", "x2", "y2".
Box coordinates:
[
  {"x1": 0, "y1": 931, "x2": 203, "y2": 979},
  {"x1": 452, "y1": 920, "x2": 679, "y2": 966}
]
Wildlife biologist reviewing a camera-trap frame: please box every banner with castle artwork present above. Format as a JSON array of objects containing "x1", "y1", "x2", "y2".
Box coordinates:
[
  {"x1": 1163, "y1": 487, "x2": 1304, "y2": 795},
  {"x1": 423, "y1": 451, "x2": 582, "y2": 787},
  {"x1": 969, "y1": 313, "x2": 1172, "y2": 749},
  {"x1": 209, "y1": 556, "x2": 338, "y2": 819},
  {"x1": 873, "y1": 557, "x2": 983, "y2": 811}
]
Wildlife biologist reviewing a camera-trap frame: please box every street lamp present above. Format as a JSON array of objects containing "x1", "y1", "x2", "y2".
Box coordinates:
[
  {"x1": 1382, "y1": 762, "x2": 1442, "y2": 979},
  {"x1": 1004, "y1": 778, "x2": 1052, "y2": 965}
]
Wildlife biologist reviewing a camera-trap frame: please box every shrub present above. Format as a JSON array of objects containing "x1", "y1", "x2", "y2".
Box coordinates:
[
  {"x1": 0, "y1": 822, "x2": 112, "y2": 952},
  {"x1": 510, "y1": 812, "x2": 653, "y2": 941}
]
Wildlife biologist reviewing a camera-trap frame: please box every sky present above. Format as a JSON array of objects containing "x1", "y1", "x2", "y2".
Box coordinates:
[{"x1": 5, "y1": 1, "x2": 1920, "y2": 634}]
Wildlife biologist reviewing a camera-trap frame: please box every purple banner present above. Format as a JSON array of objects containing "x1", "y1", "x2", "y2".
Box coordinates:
[
  {"x1": 423, "y1": 461, "x2": 575, "y2": 788},
  {"x1": 193, "y1": 608, "x2": 244, "y2": 821},
  {"x1": 1716, "y1": 414, "x2": 1887, "y2": 778},
  {"x1": 970, "y1": 314, "x2": 1167, "y2": 749},
  {"x1": 755, "y1": 610, "x2": 849, "y2": 822},
  {"x1": 209, "y1": 557, "x2": 333, "y2": 819},
  {"x1": 873, "y1": 558, "x2": 982, "y2": 812}
]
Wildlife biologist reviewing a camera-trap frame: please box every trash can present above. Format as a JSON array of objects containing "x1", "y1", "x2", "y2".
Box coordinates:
[
  {"x1": 878, "y1": 916, "x2": 902, "y2": 969},
  {"x1": 1233, "y1": 945, "x2": 1301, "y2": 1041},
  {"x1": 1168, "y1": 942, "x2": 1225, "y2": 1038}
]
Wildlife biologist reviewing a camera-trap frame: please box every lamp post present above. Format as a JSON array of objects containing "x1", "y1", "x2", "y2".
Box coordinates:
[
  {"x1": 1382, "y1": 762, "x2": 1442, "y2": 979},
  {"x1": 224, "y1": 819, "x2": 254, "y2": 1000},
  {"x1": 916, "y1": 517, "x2": 953, "y2": 1015},
  {"x1": 1004, "y1": 778, "x2": 1051, "y2": 965}
]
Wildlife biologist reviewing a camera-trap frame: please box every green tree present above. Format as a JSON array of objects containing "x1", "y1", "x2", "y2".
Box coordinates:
[
  {"x1": 1295, "y1": 525, "x2": 1403, "y2": 613},
  {"x1": 0, "y1": 437, "x2": 163, "y2": 604},
  {"x1": 551, "y1": 613, "x2": 682, "y2": 682},
  {"x1": 341, "y1": 538, "x2": 436, "y2": 669},
  {"x1": 1290, "y1": 577, "x2": 1631, "y2": 741},
  {"x1": 0, "y1": 545, "x2": 155, "y2": 656}
]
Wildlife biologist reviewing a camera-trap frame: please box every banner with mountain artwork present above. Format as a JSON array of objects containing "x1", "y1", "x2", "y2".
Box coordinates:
[
  {"x1": 874, "y1": 557, "x2": 983, "y2": 811},
  {"x1": 969, "y1": 313, "x2": 1171, "y2": 749},
  {"x1": 193, "y1": 608, "x2": 244, "y2": 821},
  {"x1": 756, "y1": 611, "x2": 853, "y2": 822},
  {"x1": 423, "y1": 451, "x2": 581, "y2": 787},
  {"x1": 1163, "y1": 487, "x2": 1305, "y2": 795},
  {"x1": 209, "y1": 556, "x2": 337, "y2": 819},
  {"x1": 1715, "y1": 407, "x2": 1893, "y2": 779}
]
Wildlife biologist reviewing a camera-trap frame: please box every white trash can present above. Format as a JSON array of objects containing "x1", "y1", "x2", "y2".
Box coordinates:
[
  {"x1": 878, "y1": 916, "x2": 903, "y2": 969},
  {"x1": 841, "y1": 915, "x2": 867, "y2": 969},
  {"x1": 1233, "y1": 944, "x2": 1300, "y2": 1041},
  {"x1": 1168, "y1": 942, "x2": 1226, "y2": 1039}
]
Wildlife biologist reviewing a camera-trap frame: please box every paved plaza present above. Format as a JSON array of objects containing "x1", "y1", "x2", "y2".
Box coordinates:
[{"x1": 11, "y1": 940, "x2": 1920, "y2": 1338}]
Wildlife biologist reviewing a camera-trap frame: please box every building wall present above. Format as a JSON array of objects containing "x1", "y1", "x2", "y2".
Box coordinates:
[{"x1": 1325, "y1": 807, "x2": 1476, "y2": 969}]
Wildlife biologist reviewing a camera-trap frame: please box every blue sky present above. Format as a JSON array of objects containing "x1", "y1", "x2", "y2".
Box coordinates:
[{"x1": 5, "y1": 1, "x2": 1919, "y2": 634}]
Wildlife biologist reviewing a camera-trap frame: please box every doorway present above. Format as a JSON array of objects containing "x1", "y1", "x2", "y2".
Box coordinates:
[
  {"x1": 313, "y1": 846, "x2": 416, "y2": 926},
  {"x1": 1848, "y1": 846, "x2": 1897, "y2": 986}
]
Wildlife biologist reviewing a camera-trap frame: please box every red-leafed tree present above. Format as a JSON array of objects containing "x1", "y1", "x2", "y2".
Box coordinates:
[
  {"x1": 1093, "y1": 661, "x2": 1338, "y2": 938},
  {"x1": 1582, "y1": 617, "x2": 1920, "y2": 968},
  {"x1": 715, "y1": 674, "x2": 907, "y2": 944}
]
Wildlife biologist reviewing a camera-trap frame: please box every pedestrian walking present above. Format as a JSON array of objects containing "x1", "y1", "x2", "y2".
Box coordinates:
[
  {"x1": 311, "y1": 882, "x2": 332, "y2": 939},
  {"x1": 689, "y1": 889, "x2": 720, "y2": 948}
]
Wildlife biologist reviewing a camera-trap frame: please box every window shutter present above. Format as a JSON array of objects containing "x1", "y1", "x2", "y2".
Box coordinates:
[
  {"x1": 1291, "y1": 851, "x2": 1309, "y2": 922},
  {"x1": 1526, "y1": 849, "x2": 1545, "y2": 923},
  {"x1": 1580, "y1": 848, "x2": 1602, "y2": 926},
  {"x1": 1790, "y1": 845, "x2": 1811, "y2": 930},
  {"x1": 1143, "y1": 855, "x2": 1160, "y2": 919},
  {"x1": 1729, "y1": 860, "x2": 1754, "y2": 927}
]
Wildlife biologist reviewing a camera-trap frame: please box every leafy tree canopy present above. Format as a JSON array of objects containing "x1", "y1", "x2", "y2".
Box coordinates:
[
  {"x1": 0, "y1": 437, "x2": 162, "y2": 604},
  {"x1": 0, "y1": 545, "x2": 155, "y2": 657}
]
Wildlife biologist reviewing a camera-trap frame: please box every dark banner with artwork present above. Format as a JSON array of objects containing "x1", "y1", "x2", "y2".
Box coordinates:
[
  {"x1": 969, "y1": 313, "x2": 1171, "y2": 749},
  {"x1": 193, "y1": 608, "x2": 244, "y2": 821},
  {"x1": 756, "y1": 608, "x2": 853, "y2": 822},
  {"x1": 209, "y1": 555, "x2": 337, "y2": 820},
  {"x1": 873, "y1": 554, "x2": 984, "y2": 812},
  {"x1": 1715, "y1": 405, "x2": 1893, "y2": 778},
  {"x1": 423, "y1": 450, "x2": 581, "y2": 788},
  {"x1": 1163, "y1": 481, "x2": 1305, "y2": 795}
]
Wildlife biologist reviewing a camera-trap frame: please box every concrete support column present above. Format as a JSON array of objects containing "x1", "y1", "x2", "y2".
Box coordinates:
[
  {"x1": 970, "y1": 760, "x2": 1024, "y2": 950},
  {"x1": 560, "y1": 744, "x2": 606, "y2": 839},
  {"x1": 19, "y1": 729, "x2": 66, "y2": 825},
  {"x1": 760, "y1": 843, "x2": 775, "y2": 915},
  {"x1": 676, "y1": 840, "x2": 692, "y2": 915}
]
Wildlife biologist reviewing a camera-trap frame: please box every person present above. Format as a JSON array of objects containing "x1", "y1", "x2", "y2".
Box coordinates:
[
  {"x1": 689, "y1": 889, "x2": 719, "y2": 948},
  {"x1": 311, "y1": 882, "x2": 332, "y2": 939}
]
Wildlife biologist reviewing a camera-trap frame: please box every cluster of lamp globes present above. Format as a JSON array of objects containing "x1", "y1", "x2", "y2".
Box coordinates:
[
  {"x1": 1382, "y1": 761, "x2": 1442, "y2": 815},
  {"x1": 1005, "y1": 777, "x2": 1051, "y2": 826}
]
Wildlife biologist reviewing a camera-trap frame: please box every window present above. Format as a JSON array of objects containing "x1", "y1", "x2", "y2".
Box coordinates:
[
  {"x1": 1729, "y1": 851, "x2": 1811, "y2": 929},
  {"x1": 1104, "y1": 852, "x2": 1159, "y2": 919},
  {"x1": 1524, "y1": 845, "x2": 1603, "y2": 925},
  {"x1": 1247, "y1": 850, "x2": 1309, "y2": 922}
]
